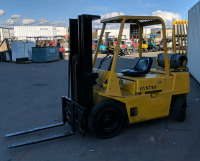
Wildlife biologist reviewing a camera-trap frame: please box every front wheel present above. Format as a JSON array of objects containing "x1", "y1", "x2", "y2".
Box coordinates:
[
  {"x1": 127, "y1": 50, "x2": 131, "y2": 55},
  {"x1": 88, "y1": 100, "x2": 125, "y2": 139}
]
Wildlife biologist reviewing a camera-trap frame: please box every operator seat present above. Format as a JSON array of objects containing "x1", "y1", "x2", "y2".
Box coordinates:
[{"x1": 121, "y1": 57, "x2": 153, "y2": 76}]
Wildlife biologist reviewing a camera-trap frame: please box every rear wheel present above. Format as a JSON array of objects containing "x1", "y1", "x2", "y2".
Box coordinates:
[
  {"x1": 171, "y1": 95, "x2": 187, "y2": 122},
  {"x1": 88, "y1": 100, "x2": 125, "y2": 139},
  {"x1": 152, "y1": 47, "x2": 156, "y2": 52}
]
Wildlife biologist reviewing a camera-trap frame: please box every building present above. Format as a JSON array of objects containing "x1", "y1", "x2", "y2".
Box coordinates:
[
  {"x1": 97, "y1": 28, "x2": 130, "y2": 40},
  {"x1": 187, "y1": 1, "x2": 200, "y2": 83},
  {"x1": 130, "y1": 24, "x2": 139, "y2": 39},
  {"x1": 166, "y1": 28, "x2": 172, "y2": 38},
  {"x1": 97, "y1": 24, "x2": 151, "y2": 40},
  {"x1": 13, "y1": 26, "x2": 68, "y2": 40},
  {"x1": 160, "y1": 28, "x2": 172, "y2": 39}
]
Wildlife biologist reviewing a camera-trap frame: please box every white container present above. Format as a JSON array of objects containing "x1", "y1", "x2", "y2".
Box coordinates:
[
  {"x1": 143, "y1": 28, "x2": 151, "y2": 35},
  {"x1": 9, "y1": 29, "x2": 14, "y2": 37},
  {"x1": 11, "y1": 41, "x2": 26, "y2": 61},
  {"x1": 27, "y1": 40, "x2": 36, "y2": 60},
  {"x1": 14, "y1": 26, "x2": 57, "y2": 40},
  {"x1": 11, "y1": 41, "x2": 36, "y2": 61},
  {"x1": 56, "y1": 27, "x2": 68, "y2": 36},
  {"x1": 188, "y1": 1, "x2": 200, "y2": 83}
]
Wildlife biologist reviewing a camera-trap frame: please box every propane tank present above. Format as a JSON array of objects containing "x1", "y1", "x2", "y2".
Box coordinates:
[{"x1": 157, "y1": 53, "x2": 187, "y2": 69}]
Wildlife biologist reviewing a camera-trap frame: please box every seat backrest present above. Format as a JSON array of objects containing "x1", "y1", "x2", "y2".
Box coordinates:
[
  {"x1": 134, "y1": 57, "x2": 153, "y2": 72},
  {"x1": 121, "y1": 57, "x2": 153, "y2": 76}
]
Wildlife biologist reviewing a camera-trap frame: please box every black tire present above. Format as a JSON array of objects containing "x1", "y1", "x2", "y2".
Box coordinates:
[
  {"x1": 152, "y1": 47, "x2": 156, "y2": 52},
  {"x1": 88, "y1": 100, "x2": 125, "y2": 139},
  {"x1": 156, "y1": 46, "x2": 160, "y2": 51},
  {"x1": 171, "y1": 95, "x2": 187, "y2": 122}
]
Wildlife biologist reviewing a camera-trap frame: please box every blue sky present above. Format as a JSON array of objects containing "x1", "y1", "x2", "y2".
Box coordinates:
[{"x1": 0, "y1": 0, "x2": 199, "y2": 26}]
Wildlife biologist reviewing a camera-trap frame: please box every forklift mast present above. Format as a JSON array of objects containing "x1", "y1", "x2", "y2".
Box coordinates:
[{"x1": 69, "y1": 14, "x2": 100, "y2": 108}]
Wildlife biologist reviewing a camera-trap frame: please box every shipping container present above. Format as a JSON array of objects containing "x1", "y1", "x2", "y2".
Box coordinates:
[
  {"x1": 11, "y1": 40, "x2": 36, "y2": 61},
  {"x1": 143, "y1": 28, "x2": 151, "y2": 35},
  {"x1": 56, "y1": 27, "x2": 68, "y2": 36},
  {"x1": 187, "y1": 1, "x2": 200, "y2": 83},
  {"x1": 14, "y1": 26, "x2": 57, "y2": 40},
  {"x1": 9, "y1": 29, "x2": 14, "y2": 37}
]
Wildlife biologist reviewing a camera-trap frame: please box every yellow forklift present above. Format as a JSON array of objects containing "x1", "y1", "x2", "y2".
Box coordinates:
[
  {"x1": 137, "y1": 36, "x2": 148, "y2": 52},
  {"x1": 141, "y1": 39, "x2": 148, "y2": 52},
  {"x1": 6, "y1": 15, "x2": 189, "y2": 148}
]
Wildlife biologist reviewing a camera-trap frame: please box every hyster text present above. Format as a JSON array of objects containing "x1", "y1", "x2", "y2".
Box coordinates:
[{"x1": 140, "y1": 85, "x2": 157, "y2": 91}]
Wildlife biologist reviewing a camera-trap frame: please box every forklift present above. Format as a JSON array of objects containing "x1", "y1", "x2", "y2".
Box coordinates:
[
  {"x1": 140, "y1": 38, "x2": 148, "y2": 52},
  {"x1": 105, "y1": 32, "x2": 116, "y2": 55},
  {"x1": 120, "y1": 35, "x2": 127, "y2": 54},
  {"x1": 6, "y1": 15, "x2": 189, "y2": 148},
  {"x1": 148, "y1": 34, "x2": 160, "y2": 52}
]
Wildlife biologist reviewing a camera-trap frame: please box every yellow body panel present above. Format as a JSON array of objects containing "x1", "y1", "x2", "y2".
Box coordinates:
[
  {"x1": 93, "y1": 68, "x2": 122, "y2": 97},
  {"x1": 93, "y1": 89, "x2": 171, "y2": 124},
  {"x1": 93, "y1": 69, "x2": 189, "y2": 124},
  {"x1": 172, "y1": 72, "x2": 190, "y2": 95}
]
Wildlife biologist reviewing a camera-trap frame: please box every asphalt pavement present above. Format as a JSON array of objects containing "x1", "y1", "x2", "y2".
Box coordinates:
[{"x1": 1, "y1": 53, "x2": 200, "y2": 161}]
